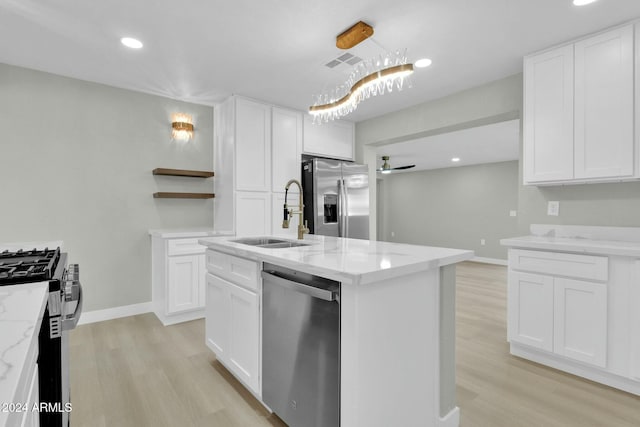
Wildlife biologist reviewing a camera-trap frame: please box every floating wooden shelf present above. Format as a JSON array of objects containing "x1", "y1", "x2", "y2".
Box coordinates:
[
  {"x1": 153, "y1": 192, "x2": 215, "y2": 199},
  {"x1": 152, "y1": 168, "x2": 214, "y2": 178}
]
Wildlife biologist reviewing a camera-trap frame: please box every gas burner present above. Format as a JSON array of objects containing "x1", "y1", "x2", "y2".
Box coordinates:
[{"x1": 0, "y1": 247, "x2": 61, "y2": 285}]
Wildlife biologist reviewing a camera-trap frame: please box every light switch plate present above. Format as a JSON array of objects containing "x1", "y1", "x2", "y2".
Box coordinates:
[
  {"x1": 509, "y1": 210, "x2": 517, "y2": 217},
  {"x1": 547, "y1": 201, "x2": 560, "y2": 216}
]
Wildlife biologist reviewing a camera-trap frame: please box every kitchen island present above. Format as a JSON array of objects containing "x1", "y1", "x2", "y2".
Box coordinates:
[{"x1": 199, "y1": 234, "x2": 473, "y2": 427}]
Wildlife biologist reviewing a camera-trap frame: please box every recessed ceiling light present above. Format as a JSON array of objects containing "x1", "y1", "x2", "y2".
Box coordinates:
[
  {"x1": 451, "y1": 157, "x2": 460, "y2": 162},
  {"x1": 121, "y1": 37, "x2": 143, "y2": 49},
  {"x1": 415, "y1": 58, "x2": 433, "y2": 68},
  {"x1": 573, "y1": 0, "x2": 597, "y2": 6}
]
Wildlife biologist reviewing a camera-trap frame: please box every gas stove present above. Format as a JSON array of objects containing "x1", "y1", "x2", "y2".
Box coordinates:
[{"x1": 0, "y1": 247, "x2": 61, "y2": 285}]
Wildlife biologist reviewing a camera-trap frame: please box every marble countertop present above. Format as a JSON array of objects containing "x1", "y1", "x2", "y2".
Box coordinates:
[
  {"x1": 501, "y1": 224, "x2": 640, "y2": 257},
  {"x1": 198, "y1": 235, "x2": 473, "y2": 284},
  {"x1": 0, "y1": 282, "x2": 49, "y2": 426},
  {"x1": 500, "y1": 235, "x2": 640, "y2": 257},
  {"x1": 148, "y1": 228, "x2": 230, "y2": 239}
]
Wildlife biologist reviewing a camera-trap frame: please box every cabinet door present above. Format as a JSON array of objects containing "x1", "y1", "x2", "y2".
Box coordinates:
[
  {"x1": 272, "y1": 107, "x2": 302, "y2": 192},
  {"x1": 198, "y1": 254, "x2": 206, "y2": 307},
  {"x1": 235, "y1": 191, "x2": 270, "y2": 237},
  {"x1": 236, "y1": 98, "x2": 271, "y2": 191},
  {"x1": 205, "y1": 273, "x2": 230, "y2": 357},
  {"x1": 271, "y1": 192, "x2": 300, "y2": 238},
  {"x1": 303, "y1": 115, "x2": 354, "y2": 160},
  {"x1": 523, "y1": 45, "x2": 574, "y2": 183},
  {"x1": 553, "y1": 278, "x2": 607, "y2": 368},
  {"x1": 629, "y1": 261, "x2": 640, "y2": 380},
  {"x1": 508, "y1": 271, "x2": 554, "y2": 351},
  {"x1": 167, "y1": 255, "x2": 201, "y2": 314},
  {"x1": 228, "y1": 281, "x2": 260, "y2": 393},
  {"x1": 574, "y1": 26, "x2": 634, "y2": 179}
]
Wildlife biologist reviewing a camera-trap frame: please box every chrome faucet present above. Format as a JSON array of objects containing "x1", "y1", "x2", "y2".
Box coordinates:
[{"x1": 283, "y1": 179, "x2": 310, "y2": 240}]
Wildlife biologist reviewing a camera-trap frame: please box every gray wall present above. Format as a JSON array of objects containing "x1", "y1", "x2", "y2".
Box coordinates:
[
  {"x1": 356, "y1": 73, "x2": 640, "y2": 256},
  {"x1": 0, "y1": 63, "x2": 214, "y2": 311},
  {"x1": 379, "y1": 161, "x2": 519, "y2": 259}
]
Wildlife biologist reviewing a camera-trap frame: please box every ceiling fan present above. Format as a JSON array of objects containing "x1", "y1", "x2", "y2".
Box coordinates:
[{"x1": 377, "y1": 155, "x2": 415, "y2": 174}]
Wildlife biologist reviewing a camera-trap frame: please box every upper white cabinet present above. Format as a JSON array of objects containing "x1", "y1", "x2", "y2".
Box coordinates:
[
  {"x1": 236, "y1": 191, "x2": 270, "y2": 237},
  {"x1": 523, "y1": 45, "x2": 574, "y2": 183},
  {"x1": 574, "y1": 26, "x2": 634, "y2": 179},
  {"x1": 523, "y1": 24, "x2": 637, "y2": 185},
  {"x1": 236, "y1": 98, "x2": 271, "y2": 191},
  {"x1": 272, "y1": 107, "x2": 303, "y2": 192},
  {"x1": 303, "y1": 115, "x2": 354, "y2": 160}
]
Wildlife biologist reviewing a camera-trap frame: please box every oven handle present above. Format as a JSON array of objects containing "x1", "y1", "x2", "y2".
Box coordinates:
[{"x1": 62, "y1": 281, "x2": 83, "y2": 331}]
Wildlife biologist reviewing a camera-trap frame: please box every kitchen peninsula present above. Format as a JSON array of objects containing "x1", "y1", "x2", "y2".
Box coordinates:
[{"x1": 198, "y1": 234, "x2": 473, "y2": 427}]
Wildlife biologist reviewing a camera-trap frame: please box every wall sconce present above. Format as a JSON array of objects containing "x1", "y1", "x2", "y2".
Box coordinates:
[{"x1": 171, "y1": 113, "x2": 194, "y2": 141}]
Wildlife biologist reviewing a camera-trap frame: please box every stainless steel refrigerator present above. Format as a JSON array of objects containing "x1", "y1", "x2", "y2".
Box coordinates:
[{"x1": 302, "y1": 157, "x2": 369, "y2": 239}]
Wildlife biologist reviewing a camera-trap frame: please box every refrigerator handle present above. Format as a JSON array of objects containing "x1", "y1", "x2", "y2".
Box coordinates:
[
  {"x1": 342, "y1": 178, "x2": 349, "y2": 237},
  {"x1": 337, "y1": 179, "x2": 344, "y2": 237}
]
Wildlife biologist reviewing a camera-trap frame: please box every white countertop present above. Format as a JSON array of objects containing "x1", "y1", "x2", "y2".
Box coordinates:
[
  {"x1": 198, "y1": 235, "x2": 473, "y2": 284},
  {"x1": 501, "y1": 224, "x2": 640, "y2": 257},
  {"x1": 148, "y1": 228, "x2": 230, "y2": 239},
  {"x1": 0, "y1": 282, "x2": 49, "y2": 426}
]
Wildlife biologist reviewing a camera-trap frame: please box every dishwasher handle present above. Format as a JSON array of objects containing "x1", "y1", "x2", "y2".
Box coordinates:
[{"x1": 261, "y1": 271, "x2": 337, "y2": 302}]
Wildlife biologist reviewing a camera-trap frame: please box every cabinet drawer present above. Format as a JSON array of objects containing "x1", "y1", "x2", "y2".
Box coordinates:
[
  {"x1": 167, "y1": 238, "x2": 206, "y2": 256},
  {"x1": 509, "y1": 249, "x2": 608, "y2": 281},
  {"x1": 206, "y1": 250, "x2": 259, "y2": 291}
]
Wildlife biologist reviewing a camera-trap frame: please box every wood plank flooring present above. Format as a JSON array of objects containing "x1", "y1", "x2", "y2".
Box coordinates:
[{"x1": 70, "y1": 262, "x2": 640, "y2": 426}]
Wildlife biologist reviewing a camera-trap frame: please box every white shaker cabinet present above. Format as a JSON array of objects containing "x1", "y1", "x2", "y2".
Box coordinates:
[
  {"x1": 553, "y1": 278, "x2": 607, "y2": 367},
  {"x1": 151, "y1": 234, "x2": 209, "y2": 326},
  {"x1": 236, "y1": 98, "x2": 271, "y2": 192},
  {"x1": 574, "y1": 25, "x2": 634, "y2": 180},
  {"x1": 523, "y1": 24, "x2": 636, "y2": 185},
  {"x1": 205, "y1": 251, "x2": 260, "y2": 396},
  {"x1": 272, "y1": 107, "x2": 303, "y2": 192},
  {"x1": 523, "y1": 45, "x2": 574, "y2": 183},
  {"x1": 631, "y1": 260, "x2": 640, "y2": 380},
  {"x1": 507, "y1": 271, "x2": 554, "y2": 352},
  {"x1": 303, "y1": 115, "x2": 354, "y2": 161},
  {"x1": 235, "y1": 191, "x2": 270, "y2": 237}
]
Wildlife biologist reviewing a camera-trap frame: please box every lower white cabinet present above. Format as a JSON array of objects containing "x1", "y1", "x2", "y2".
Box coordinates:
[
  {"x1": 508, "y1": 271, "x2": 554, "y2": 352},
  {"x1": 205, "y1": 252, "x2": 260, "y2": 395},
  {"x1": 631, "y1": 261, "x2": 640, "y2": 380},
  {"x1": 553, "y1": 278, "x2": 607, "y2": 367},
  {"x1": 151, "y1": 235, "x2": 207, "y2": 325},
  {"x1": 167, "y1": 255, "x2": 204, "y2": 314},
  {"x1": 508, "y1": 267, "x2": 607, "y2": 367},
  {"x1": 21, "y1": 366, "x2": 39, "y2": 427}
]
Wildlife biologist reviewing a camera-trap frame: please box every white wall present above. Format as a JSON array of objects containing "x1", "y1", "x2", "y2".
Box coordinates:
[
  {"x1": 0, "y1": 63, "x2": 214, "y2": 311},
  {"x1": 379, "y1": 161, "x2": 519, "y2": 259}
]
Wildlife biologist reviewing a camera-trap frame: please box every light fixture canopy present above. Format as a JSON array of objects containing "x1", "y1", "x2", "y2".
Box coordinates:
[
  {"x1": 336, "y1": 21, "x2": 374, "y2": 49},
  {"x1": 171, "y1": 113, "x2": 194, "y2": 141},
  {"x1": 310, "y1": 50, "x2": 414, "y2": 123},
  {"x1": 573, "y1": 0, "x2": 598, "y2": 5}
]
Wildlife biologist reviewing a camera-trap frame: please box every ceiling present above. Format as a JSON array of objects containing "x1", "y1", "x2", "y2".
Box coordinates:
[
  {"x1": 1, "y1": 1, "x2": 640, "y2": 122},
  {"x1": 376, "y1": 119, "x2": 520, "y2": 173}
]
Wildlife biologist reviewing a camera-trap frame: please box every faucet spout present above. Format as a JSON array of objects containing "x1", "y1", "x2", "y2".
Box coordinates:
[{"x1": 283, "y1": 179, "x2": 309, "y2": 239}]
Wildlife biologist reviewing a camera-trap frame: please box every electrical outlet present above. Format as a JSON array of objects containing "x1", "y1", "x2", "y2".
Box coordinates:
[
  {"x1": 510, "y1": 210, "x2": 517, "y2": 217},
  {"x1": 480, "y1": 239, "x2": 486, "y2": 246},
  {"x1": 547, "y1": 201, "x2": 560, "y2": 216}
]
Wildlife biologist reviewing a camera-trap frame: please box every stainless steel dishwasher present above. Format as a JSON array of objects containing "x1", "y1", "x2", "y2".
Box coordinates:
[{"x1": 261, "y1": 263, "x2": 340, "y2": 427}]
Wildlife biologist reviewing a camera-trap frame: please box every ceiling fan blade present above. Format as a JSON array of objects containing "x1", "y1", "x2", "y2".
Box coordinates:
[{"x1": 392, "y1": 164, "x2": 416, "y2": 170}]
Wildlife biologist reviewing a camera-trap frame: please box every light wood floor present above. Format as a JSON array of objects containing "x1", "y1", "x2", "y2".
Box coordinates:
[{"x1": 70, "y1": 262, "x2": 640, "y2": 426}]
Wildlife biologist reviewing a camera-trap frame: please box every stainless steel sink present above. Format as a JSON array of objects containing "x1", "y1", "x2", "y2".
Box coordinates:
[{"x1": 230, "y1": 237, "x2": 310, "y2": 249}]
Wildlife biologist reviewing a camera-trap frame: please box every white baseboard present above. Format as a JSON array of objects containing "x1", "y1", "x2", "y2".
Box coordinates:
[
  {"x1": 439, "y1": 407, "x2": 460, "y2": 427},
  {"x1": 471, "y1": 256, "x2": 507, "y2": 266},
  {"x1": 78, "y1": 302, "x2": 152, "y2": 325}
]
